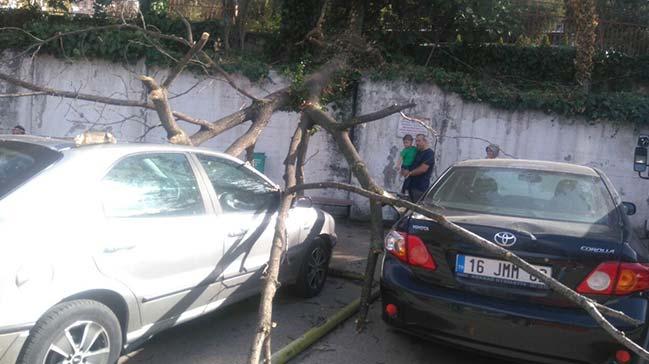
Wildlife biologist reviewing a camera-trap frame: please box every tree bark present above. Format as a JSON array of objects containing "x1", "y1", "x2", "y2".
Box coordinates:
[
  {"x1": 247, "y1": 119, "x2": 309, "y2": 364},
  {"x1": 568, "y1": 0, "x2": 598, "y2": 93},
  {"x1": 303, "y1": 105, "x2": 384, "y2": 330},
  {"x1": 140, "y1": 76, "x2": 191, "y2": 145},
  {"x1": 295, "y1": 115, "x2": 313, "y2": 195}
]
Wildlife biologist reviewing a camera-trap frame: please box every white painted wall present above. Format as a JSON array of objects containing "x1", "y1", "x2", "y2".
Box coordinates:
[
  {"x1": 353, "y1": 80, "x2": 649, "y2": 232},
  {"x1": 0, "y1": 52, "x2": 350, "y2": 203},
  {"x1": 3, "y1": 52, "x2": 648, "y2": 230}
]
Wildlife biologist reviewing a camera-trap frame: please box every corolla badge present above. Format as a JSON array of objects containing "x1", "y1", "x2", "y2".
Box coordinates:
[{"x1": 494, "y1": 232, "x2": 517, "y2": 247}]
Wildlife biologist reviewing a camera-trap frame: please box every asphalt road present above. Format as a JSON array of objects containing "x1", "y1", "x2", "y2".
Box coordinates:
[
  {"x1": 118, "y1": 277, "x2": 504, "y2": 364},
  {"x1": 118, "y1": 220, "x2": 507, "y2": 364}
]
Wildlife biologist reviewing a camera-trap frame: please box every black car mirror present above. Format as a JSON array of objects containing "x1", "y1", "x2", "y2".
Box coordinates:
[
  {"x1": 634, "y1": 146, "x2": 648, "y2": 172},
  {"x1": 293, "y1": 196, "x2": 313, "y2": 208},
  {"x1": 622, "y1": 202, "x2": 637, "y2": 216},
  {"x1": 382, "y1": 205, "x2": 404, "y2": 227}
]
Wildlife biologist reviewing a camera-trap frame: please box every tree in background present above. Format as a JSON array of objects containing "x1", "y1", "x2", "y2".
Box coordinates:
[{"x1": 568, "y1": 0, "x2": 598, "y2": 92}]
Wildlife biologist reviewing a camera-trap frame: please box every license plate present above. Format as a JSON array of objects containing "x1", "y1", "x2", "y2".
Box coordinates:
[{"x1": 455, "y1": 254, "x2": 552, "y2": 288}]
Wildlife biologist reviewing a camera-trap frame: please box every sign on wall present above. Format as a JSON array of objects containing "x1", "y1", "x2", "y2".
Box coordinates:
[{"x1": 397, "y1": 119, "x2": 429, "y2": 137}]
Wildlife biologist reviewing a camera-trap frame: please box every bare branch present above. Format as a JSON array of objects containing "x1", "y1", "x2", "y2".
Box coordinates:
[
  {"x1": 0, "y1": 71, "x2": 206, "y2": 128},
  {"x1": 336, "y1": 102, "x2": 416, "y2": 129},
  {"x1": 197, "y1": 53, "x2": 264, "y2": 102},
  {"x1": 0, "y1": 91, "x2": 47, "y2": 98},
  {"x1": 224, "y1": 103, "x2": 273, "y2": 157},
  {"x1": 162, "y1": 32, "x2": 210, "y2": 89},
  {"x1": 400, "y1": 111, "x2": 438, "y2": 136},
  {"x1": 174, "y1": 9, "x2": 194, "y2": 45},
  {"x1": 0, "y1": 27, "x2": 44, "y2": 42},
  {"x1": 0, "y1": 71, "x2": 148, "y2": 108},
  {"x1": 248, "y1": 121, "x2": 308, "y2": 364},
  {"x1": 140, "y1": 76, "x2": 191, "y2": 145}
]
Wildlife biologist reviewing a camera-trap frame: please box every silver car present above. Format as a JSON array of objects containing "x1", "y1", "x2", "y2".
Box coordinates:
[{"x1": 0, "y1": 135, "x2": 336, "y2": 364}]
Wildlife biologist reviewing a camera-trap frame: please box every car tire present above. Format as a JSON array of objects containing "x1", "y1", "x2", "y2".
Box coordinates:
[
  {"x1": 17, "y1": 299, "x2": 122, "y2": 364},
  {"x1": 292, "y1": 238, "x2": 331, "y2": 298}
]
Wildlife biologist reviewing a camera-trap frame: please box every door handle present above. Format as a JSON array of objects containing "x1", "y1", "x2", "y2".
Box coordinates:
[
  {"x1": 228, "y1": 229, "x2": 247, "y2": 237},
  {"x1": 103, "y1": 245, "x2": 136, "y2": 254}
]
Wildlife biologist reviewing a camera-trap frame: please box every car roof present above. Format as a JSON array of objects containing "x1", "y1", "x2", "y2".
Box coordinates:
[
  {"x1": 0, "y1": 134, "x2": 225, "y2": 156},
  {"x1": 454, "y1": 159, "x2": 599, "y2": 177},
  {"x1": 0, "y1": 134, "x2": 76, "y2": 151}
]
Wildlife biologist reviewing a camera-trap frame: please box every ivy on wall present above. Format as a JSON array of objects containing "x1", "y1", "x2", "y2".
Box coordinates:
[{"x1": 2, "y1": 10, "x2": 649, "y2": 125}]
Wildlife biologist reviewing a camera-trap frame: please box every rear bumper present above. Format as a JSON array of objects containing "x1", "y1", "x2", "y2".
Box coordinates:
[
  {"x1": 380, "y1": 255, "x2": 648, "y2": 364},
  {"x1": 0, "y1": 326, "x2": 30, "y2": 364}
]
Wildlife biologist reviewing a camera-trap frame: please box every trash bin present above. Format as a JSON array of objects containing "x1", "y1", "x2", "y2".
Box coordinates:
[{"x1": 251, "y1": 152, "x2": 266, "y2": 173}]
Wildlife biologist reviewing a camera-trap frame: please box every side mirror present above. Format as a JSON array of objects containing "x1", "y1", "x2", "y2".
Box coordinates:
[
  {"x1": 634, "y1": 146, "x2": 648, "y2": 172},
  {"x1": 382, "y1": 205, "x2": 403, "y2": 227},
  {"x1": 622, "y1": 202, "x2": 637, "y2": 216},
  {"x1": 293, "y1": 196, "x2": 313, "y2": 208}
]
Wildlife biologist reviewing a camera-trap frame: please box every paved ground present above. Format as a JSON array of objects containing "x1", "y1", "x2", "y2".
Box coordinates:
[{"x1": 119, "y1": 220, "x2": 506, "y2": 364}]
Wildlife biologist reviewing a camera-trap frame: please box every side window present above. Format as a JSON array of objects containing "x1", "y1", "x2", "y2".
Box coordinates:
[
  {"x1": 102, "y1": 153, "x2": 205, "y2": 218},
  {"x1": 196, "y1": 154, "x2": 278, "y2": 212}
]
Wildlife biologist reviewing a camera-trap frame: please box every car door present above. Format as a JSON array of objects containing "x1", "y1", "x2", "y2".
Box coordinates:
[
  {"x1": 193, "y1": 154, "x2": 288, "y2": 299},
  {"x1": 93, "y1": 152, "x2": 222, "y2": 328}
]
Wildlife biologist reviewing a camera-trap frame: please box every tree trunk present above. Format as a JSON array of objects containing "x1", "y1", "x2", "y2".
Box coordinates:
[
  {"x1": 295, "y1": 116, "x2": 313, "y2": 195},
  {"x1": 247, "y1": 119, "x2": 309, "y2": 364},
  {"x1": 568, "y1": 0, "x2": 597, "y2": 92},
  {"x1": 303, "y1": 107, "x2": 384, "y2": 331},
  {"x1": 237, "y1": 0, "x2": 251, "y2": 50},
  {"x1": 222, "y1": 0, "x2": 235, "y2": 51}
]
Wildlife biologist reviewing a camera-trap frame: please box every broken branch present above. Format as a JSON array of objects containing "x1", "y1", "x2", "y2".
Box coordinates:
[
  {"x1": 162, "y1": 32, "x2": 209, "y2": 89},
  {"x1": 337, "y1": 103, "x2": 416, "y2": 129},
  {"x1": 140, "y1": 76, "x2": 191, "y2": 145}
]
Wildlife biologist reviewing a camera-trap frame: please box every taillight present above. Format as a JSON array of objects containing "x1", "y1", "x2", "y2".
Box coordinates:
[
  {"x1": 577, "y1": 262, "x2": 649, "y2": 296},
  {"x1": 384, "y1": 231, "x2": 436, "y2": 271}
]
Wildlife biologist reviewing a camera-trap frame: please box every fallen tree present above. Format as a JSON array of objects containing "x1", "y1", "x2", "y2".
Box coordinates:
[{"x1": 1, "y1": 4, "x2": 649, "y2": 364}]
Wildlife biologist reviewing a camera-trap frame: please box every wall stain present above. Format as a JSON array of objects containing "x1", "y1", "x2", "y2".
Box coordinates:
[{"x1": 383, "y1": 145, "x2": 399, "y2": 189}]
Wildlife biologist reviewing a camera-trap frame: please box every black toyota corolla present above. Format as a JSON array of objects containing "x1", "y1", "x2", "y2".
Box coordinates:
[{"x1": 381, "y1": 159, "x2": 649, "y2": 364}]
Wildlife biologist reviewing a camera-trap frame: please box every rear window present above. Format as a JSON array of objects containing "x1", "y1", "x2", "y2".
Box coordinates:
[
  {"x1": 426, "y1": 166, "x2": 619, "y2": 225},
  {"x1": 0, "y1": 141, "x2": 62, "y2": 199}
]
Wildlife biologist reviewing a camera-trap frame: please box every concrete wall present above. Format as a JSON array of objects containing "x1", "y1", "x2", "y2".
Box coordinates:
[
  {"x1": 3, "y1": 52, "x2": 648, "y2": 230},
  {"x1": 0, "y1": 52, "x2": 350, "y2": 202},
  {"x1": 353, "y1": 80, "x2": 649, "y2": 231}
]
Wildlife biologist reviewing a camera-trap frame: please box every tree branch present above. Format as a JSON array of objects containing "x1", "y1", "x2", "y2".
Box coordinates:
[
  {"x1": 174, "y1": 9, "x2": 194, "y2": 45},
  {"x1": 248, "y1": 121, "x2": 308, "y2": 364},
  {"x1": 162, "y1": 32, "x2": 209, "y2": 89},
  {"x1": 0, "y1": 91, "x2": 47, "y2": 98},
  {"x1": 288, "y1": 182, "x2": 647, "y2": 346},
  {"x1": 140, "y1": 76, "x2": 191, "y2": 145},
  {"x1": 224, "y1": 103, "x2": 273, "y2": 157},
  {"x1": 336, "y1": 102, "x2": 416, "y2": 129},
  {"x1": 0, "y1": 71, "x2": 209, "y2": 129}
]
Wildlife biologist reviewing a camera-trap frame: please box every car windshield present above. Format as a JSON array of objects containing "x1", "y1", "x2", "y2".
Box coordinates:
[
  {"x1": 426, "y1": 166, "x2": 619, "y2": 225},
  {"x1": 0, "y1": 141, "x2": 62, "y2": 199}
]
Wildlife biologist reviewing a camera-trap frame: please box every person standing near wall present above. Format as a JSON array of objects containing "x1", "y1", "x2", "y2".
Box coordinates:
[
  {"x1": 11, "y1": 125, "x2": 26, "y2": 135},
  {"x1": 403, "y1": 134, "x2": 435, "y2": 202},
  {"x1": 396, "y1": 134, "x2": 417, "y2": 194},
  {"x1": 485, "y1": 144, "x2": 500, "y2": 159}
]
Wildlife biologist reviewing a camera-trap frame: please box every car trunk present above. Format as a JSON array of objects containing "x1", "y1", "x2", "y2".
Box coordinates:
[{"x1": 402, "y1": 207, "x2": 624, "y2": 306}]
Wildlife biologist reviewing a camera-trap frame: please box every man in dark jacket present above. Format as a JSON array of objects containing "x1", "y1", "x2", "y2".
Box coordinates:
[{"x1": 403, "y1": 134, "x2": 435, "y2": 202}]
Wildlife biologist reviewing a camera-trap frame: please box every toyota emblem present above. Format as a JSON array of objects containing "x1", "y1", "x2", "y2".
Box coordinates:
[{"x1": 494, "y1": 232, "x2": 517, "y2": 247}]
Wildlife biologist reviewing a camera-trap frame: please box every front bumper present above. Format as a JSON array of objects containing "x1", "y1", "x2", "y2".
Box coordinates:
[
  {"x1": 380, "y1": 255, "x2": 648, "y2": 364},
  {"x1": 0, "y1": 326, "x2": 30, "y2": 364}
]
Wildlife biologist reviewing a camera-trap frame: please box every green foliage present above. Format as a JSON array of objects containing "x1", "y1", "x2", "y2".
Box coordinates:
[
  {"x1": 0, "y1": 11, "x2": 270, "y2": 81},
  {"x1": 372, "y1": 62, "x2": 649, "y2": 125}
]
